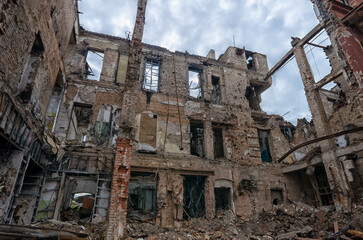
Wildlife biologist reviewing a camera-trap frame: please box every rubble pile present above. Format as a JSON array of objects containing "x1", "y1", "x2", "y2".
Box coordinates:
[{"x1": 124, "y1": 202, "x2": 363, "y2": 239}]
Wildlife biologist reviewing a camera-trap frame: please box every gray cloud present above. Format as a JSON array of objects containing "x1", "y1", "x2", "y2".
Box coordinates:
[{"x1": 79, "y1": 0, "x2": 332, "y2": 125}]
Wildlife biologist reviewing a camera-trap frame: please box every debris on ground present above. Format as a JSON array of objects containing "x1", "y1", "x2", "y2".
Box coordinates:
[{"x1": 124, "y1": 202, "x2": 363, "y2": 240}]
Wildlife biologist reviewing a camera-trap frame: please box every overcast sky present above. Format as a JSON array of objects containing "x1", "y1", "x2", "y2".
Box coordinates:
[{"x1": 78, "y1": 0, "x2": 333, "y2": 125}]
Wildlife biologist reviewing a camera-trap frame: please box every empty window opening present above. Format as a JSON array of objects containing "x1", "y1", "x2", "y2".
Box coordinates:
[
  {"x1": 280, "y1": 126, "x2": 295, "y2": 143},
  {"x1": 190, "y1": 122, "x2": 204, "y2": 157},
  {"x1": 11, "y1": 159, "x2": 44, "y2": 224},
  {"x1": 215, "y1": 187, "x2": 231, "y2": 211},
  {"x1": 211, "y1": 75, "x2": 221, "y2": 103},
  {"x1": 60, "y1": 177, "x2": 97, "y2": 222},
  {"x1": 95, "y1": 105, "x2": 112, "y2": 145},
  {"x1": 258, "y1": 130, "x2": 272, "y2": 162},
  {"x1": 245, "y1": 51, "x2": 255, "y2": 70},
  {"x1": 45, "y1": 71, "x2": 64, "y2": 132},
  {"x1": 128, "y1": 172, "x2": 156, "y2": 219},
  {"x1": 67, "y1": 103, "x2": 92, "y2": 142},
  {"x1": 18, "y1": 33, "x2": 45, "y2": 103},
  {"x1": 143, "y1": 59, "x2": 160, "y2": 92},
  {"x1": 70, "y1": 193, "x2": 94, "y2": 219},
  {"x1": 183, "y1": 176, "x2": 205, "y2": 218},
  {"x1": 271, "y1": 189, "x2": 283, "y2": 205},
  {"x1": 85, "y1": 50, "x2": 104, "y2": 80},
  {"x1": 245, "y1": 86, "x2": 261, "y2": 111},
  {"x1": 188, "y1": 68, "x2": 203, "y2": 99},
  {"x1": 310, "y1": 165, "x2": 333, "y2": 206},
  {"x1": 213, "y1": 127, "x2": 224, "y2": 159}
]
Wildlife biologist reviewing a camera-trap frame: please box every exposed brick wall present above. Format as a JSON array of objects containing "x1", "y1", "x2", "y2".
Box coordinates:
[{"x1": 106, "y1": 139, "x2": 133, "y2": 240}]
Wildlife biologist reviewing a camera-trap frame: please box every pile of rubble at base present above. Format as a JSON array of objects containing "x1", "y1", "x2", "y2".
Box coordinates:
[{"x1": 125, "y1": 202, "x2": 363, "y2": 239}]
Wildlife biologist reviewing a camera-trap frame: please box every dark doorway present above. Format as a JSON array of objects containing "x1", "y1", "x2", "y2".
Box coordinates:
[
  {"x1": 271, "y1": 189, "x2": 283, "y2": 205},
  {"x1": 183, "y1": 176, "x2": 205, "y2": 218},
  {"x1": 215, "y1": 187, "x2": 230, "y2": 211}
]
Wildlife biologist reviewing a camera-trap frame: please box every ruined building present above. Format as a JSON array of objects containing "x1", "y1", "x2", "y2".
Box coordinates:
[{"x1": 0, "y1": 0, "x2": 362, "y2": 239}]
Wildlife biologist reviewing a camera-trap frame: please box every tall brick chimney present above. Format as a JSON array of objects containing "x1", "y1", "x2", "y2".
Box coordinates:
[{"x1": 106, "y1": 1, "x2": 147, "y2": 239}]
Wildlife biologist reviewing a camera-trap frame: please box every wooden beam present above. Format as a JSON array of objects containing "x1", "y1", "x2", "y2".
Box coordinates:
[
  {"x1": 314, "y1": 69, "x2": 344, "y2": 89},
  {"x1": 264, "y1": 23, "x2": 325, "y2": 81}
]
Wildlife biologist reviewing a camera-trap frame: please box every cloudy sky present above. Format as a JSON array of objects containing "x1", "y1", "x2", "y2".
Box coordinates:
[{"x1": 78, "y1": 0, "x2": 332, "y2": 125}]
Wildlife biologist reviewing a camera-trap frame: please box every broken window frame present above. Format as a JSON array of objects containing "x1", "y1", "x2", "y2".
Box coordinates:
[
  {"x1": 190, "y1": 121, "x2": 204, "y2": 157},
  {"x1": 66, "y1": 103, "x2": 93, "y2": 142},
  {"x1": 211, "y1": 75, "x2": 221, "y2": 103},
  {"x1": 142, "y1": 58, "x2": 160, "y2": 92},
  {"x1": 188, "y1": 67, "x2": 203, "y2": 99},
  {"x1": 85, "y1": 49, "x2": 104, "y2": 81},
  {"x1": 183, "y1": 175, "x2": 206, "y2": 218},
  {"x1": 280, "y1": 126, "x2": 295, "y2": 143}
]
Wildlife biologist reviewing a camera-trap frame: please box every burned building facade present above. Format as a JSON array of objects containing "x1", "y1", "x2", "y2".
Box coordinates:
[{"x1": 0, "y1": 0, "x2": 362, "y2": 239}]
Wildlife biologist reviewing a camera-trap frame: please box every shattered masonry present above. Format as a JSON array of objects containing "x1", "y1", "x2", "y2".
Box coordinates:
[{"x1": 0, "y1": 0, "x2": 362, "y2": 239}]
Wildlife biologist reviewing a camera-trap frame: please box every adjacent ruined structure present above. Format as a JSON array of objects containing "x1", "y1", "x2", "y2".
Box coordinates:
[{"x1": 0, "y1": 0, "x2": 362, "y2": 239}]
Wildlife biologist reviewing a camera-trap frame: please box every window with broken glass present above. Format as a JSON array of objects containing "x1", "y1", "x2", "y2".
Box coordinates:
[
  {"x1": 85, "y1": 50, "x2": 104, "y2": 81},
  {"x1": 142, "y1": 59, "x2": 160, "y2": 92},
  {"x1": 188, "y1": 68, "x2": 203, "y2": 99}
]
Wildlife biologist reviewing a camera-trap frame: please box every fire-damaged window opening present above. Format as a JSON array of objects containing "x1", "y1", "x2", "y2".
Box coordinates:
[
  {"x1": 213, "y1": 127, "x2": 224, "y2": 159},
  {"x1": 66, "y1": 103, "x2": 92, "y2": 142},
  {"x1": 258, "y1": 130, "x2": 272, "y2": 162},
  {"x1": 143, "y1": 59, "x2": 160, "y2": 92},
  {"x1": 271, "y1": 189, "x2": 283, "y2": 205},
  {"x1": 211, "y1": 75, "x2": 221, "y2": 103},
  {"x1": 188, "y1": 68, "x2": 203, "y2": 99},
  {"x1": 85, "y1": 50, "x2": 104, "y2": 81},
  {"x1": 215, "y1": 187, "x2": 231, "y2": 211},
  {"x1": 18, "y1": 33, "x2": 45, "y2": 103},
  {"x1": 128, "y1": 172, "x2": 156, "y2": 220},
  {"x1": 183, "y1": 176, "x2": 206, "y2": 218},
  {"x1": 190, "y1": 121, "x2": 204, "y2": 157},
  {"x1": 245, "y1": 51, "x2": 255, "y2": 70},
  {"x1": 280, "y1": 126, "x2": 295, "y2": 143}
]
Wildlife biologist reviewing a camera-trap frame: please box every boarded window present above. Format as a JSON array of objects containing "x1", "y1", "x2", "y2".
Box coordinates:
[
  {"x1": 188, "y1": 68, "x2": 203, "y2": 99},
  {"x1": 143, "y1": 59, "x2": 160, "y2": 92},
  {"x1": 213, "y1": 128, "x2": 224, "y2": 158},
  {"x1": 85, "y1": 50, "x2": 104, "y2": 81},
  {"x1": 18, "y1": 33, "x2": 45, "y2": 103},
  {"x1": 258, "y1": 130, "x2": 272, "y2": 162},
  {"x1": 67, "y1": 103, "x2": 92, "y2": 142},
  {"x1": 183, "y1": 176, "x2": 205, "y2": 218},
  {"x1": 190, "y1": 122, "x2": 204, "y2": 157},
  {"x1": 138, "y1": 113, "x2": 157, "y2": 153}
]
